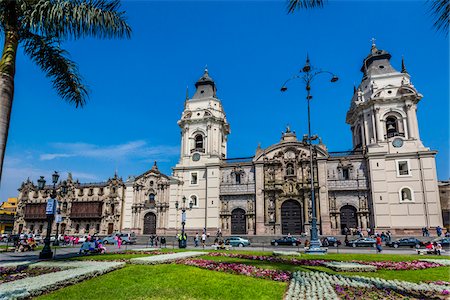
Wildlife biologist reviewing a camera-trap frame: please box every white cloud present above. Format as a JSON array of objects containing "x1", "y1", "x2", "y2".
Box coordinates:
[{"x1": 40, "y1": 140, "x2": 178, "y2": 161}]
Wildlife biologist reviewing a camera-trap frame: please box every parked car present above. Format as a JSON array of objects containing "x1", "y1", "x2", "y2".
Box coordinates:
[
  {"x1": 386, "y1": 238, "x2": 423, "y2": 248},
  {"x1": 100, "y1": 233, "x2": 137, "y2": 245},
  {"x1": 322, "y1": 236, "x2": 341, "y2": 247},
  {"x1": 1, "y1": 233, "x2": 9, "y2": 242},
  {"x1": 271, "y1": 236, "x2": 301, "y2": 246},
  {"x1": 346, "y1": 237, "x2": 377, "y2": 248},
  {"x1": 432, "y1": 237, "x2": 450, "y2": 247},
  {"x1": 100, "y1": 235, "x2": 116, "y2": 245},
  {"x1": 224, "y1": 236, "x2": 250, "y2": 247}
]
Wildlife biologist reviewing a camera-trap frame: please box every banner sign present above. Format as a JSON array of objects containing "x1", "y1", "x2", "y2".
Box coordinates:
[
  {"x1": 46, "y1": 199, "x2": 58, "y2": 215},
  {"x1": 55, "y1": 214, "x2": 62, "y2": 223}
]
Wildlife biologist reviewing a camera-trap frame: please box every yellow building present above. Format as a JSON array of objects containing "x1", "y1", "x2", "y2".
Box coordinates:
[{"x1": 0, "y1": 198, "x2": 17, "y2": 233}]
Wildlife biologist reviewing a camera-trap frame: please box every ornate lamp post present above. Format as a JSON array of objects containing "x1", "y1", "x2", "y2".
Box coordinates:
[
  {"x1": 175, "y1": 196, "x2": 193, "y2": 248},
  {"x1": 281, "y1": 55, "x2": 338, "y2": 254},
  {"x1": 53, "y1": 180, "x2": 67, "y2": 246},
  {"x1": 37, "y1": 172, "x2": 67, "y2": 259}
]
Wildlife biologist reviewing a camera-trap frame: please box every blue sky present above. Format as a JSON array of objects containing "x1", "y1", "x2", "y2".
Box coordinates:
[{"x1": 1, "y1": 0, "x2": 448, "y2": 201}]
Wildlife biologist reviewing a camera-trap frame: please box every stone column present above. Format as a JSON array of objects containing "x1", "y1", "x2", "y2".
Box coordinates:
[
  {"x1": 254, "y1": 164, "x2": 265, "y2": 234},
  {"x1": 374, "y1": 107, "x2": 383, "y2": 142}
]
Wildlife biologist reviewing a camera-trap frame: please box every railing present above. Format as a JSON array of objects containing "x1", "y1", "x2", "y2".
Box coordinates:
[
  {"x1": 220, "y1": 183, "x2": 255, "y2": 195},
  {"x1": 24, "y1": 214, "x2": 47, "y2": 220},
  {"x1": 386, "y1": 132, "x2": 405, "y2": 138},
  {"x1": 327, "y1": 179, "x2": 368, "y2": 190},
  {"x1": 328, "y1": 150, "x2": 364, "y2": 157},
  {"x1": 190, "y1": 148, "x2": 205, "y2": 153},
  {"x1": 70, "y1": 212, "x2": 102, "y2": 219},
  {"x1": 222, "y1": 157, "x2": 254, "y2": 163}
]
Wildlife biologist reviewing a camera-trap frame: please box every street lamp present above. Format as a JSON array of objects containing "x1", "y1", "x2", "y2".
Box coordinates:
[
  {"x1": 281, "y1": 54, "x2": 338, "y2": 254},
  {"x1": 53, "y1": 180, "x2": 68, "y2": 246},
  {"x1": 175, "y1": 196, "x2": 193, "y2": 248},
  {"x1": 38, "y1": 171, "x2": 67, "y2": 258}
]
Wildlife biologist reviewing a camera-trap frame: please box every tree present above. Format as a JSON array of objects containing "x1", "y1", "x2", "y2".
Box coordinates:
[
  {"x1": 0, "y1": 0, "x2": 131, "y2": 184},
  {"x1": 429, "y1": 0, "x2": 449, "y2": 36},
  {"x1": 287, "y1": 0, "x2": 449, "y2": 36},
  {"x1": 286, "y1": 0, "x2": 324, "y2": 13}
]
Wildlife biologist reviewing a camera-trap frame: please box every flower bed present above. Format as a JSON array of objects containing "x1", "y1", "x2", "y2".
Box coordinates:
[
  {"x1": 0, "y1": 265, "x2": 63, "y2": 284},
  {"x1": 0, "y1": 261, "x2": 125, "y2": 300},
  {"x1": 181, "y1": 259, "x2": 291, "y2": 282},
  {"x1": 285, "y1": 271, "x2": 450, "y2": 300},
  {"x1": 323, "y1": 261, "x2": 376, "y2": 272},
  {"x1": 353, "y1": 260, "x2": 444, "y2": 270},
  {"x1": 207, "y1": 252, "x2": 324, "y2": 266},
  {"x1": 130, "y1": 251, "x2": 207, "y2": 265},
  {"x1": 419, "y1": 259, "x2": 450, "y2": 266},
  {"x1": 208, "y1": 252, "x2": 445, "y2": 271}
]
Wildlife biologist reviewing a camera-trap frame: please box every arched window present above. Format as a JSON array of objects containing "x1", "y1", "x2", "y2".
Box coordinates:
[
  {"x1": 286, "y1": 163, "x2": 295, "y2": 176},
  {"x1": 399, "y1": 187, "x2": 413, "y2": 202},
  {"x1": 386, "y1": 116, "x2": 398, "y2": 138},
  {"x1": 149, "y1": 193, "x2": 155, "y2": 204},
  {"x1": 190, "y1": 195, "x2": 198, "y2": 207},
  {"x1": 195, "y1": 134, "x2": 204, "y2": 149}
]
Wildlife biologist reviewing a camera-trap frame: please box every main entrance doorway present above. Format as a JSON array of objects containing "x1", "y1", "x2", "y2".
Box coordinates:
[
  {"x1": 281, "y1": 200, "x2": 302, "y2": 235},
  {"x1": 143, "y1": 212, "x2": 156, "y2": 234},
  {"x1": 231, "y1": 208, "x2": 246, "y2": 234},
  {"x1": 340, "y1": 205, "x2": 357, "y2": 233}
]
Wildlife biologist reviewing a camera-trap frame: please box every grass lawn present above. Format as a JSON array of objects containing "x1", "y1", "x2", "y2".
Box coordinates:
[{"x1": 36, "y1": 264, "x2": 287, "y2": 300}]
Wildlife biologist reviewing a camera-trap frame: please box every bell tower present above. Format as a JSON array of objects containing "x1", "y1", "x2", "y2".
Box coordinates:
[
  {"x1": 177, "y1": 68, "x2": 230, "y2": 164},
  {"x1": 346, "y1": 40, "x2": 425, "y2": 152},
  {"x1": 169, "y1": 68, "x2": 230, "y2": 235},
  {"x1": 346, "y1": 42, "x2": 443, "y2": 234}
]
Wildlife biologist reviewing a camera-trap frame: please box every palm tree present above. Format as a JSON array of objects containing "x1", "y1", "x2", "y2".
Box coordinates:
[
  {"x1": 286, "y1": 0, "x2": 324, "y2": 13},
  {"x1": 429, "y1": 0, "x2": 449, "y2": 36},
  {"x1": 0, "y1": 0, "x2": 131, "y2": 184}
]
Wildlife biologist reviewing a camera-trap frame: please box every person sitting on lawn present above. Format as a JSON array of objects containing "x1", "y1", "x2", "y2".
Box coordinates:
[
  {"x1": 435, "y1": 243, "x2": 442, "y2": 255},
  {"x1": 97, "y1": 241, "x2": 106, "y2": 254},
  {"x1": 425, "y1": 242, "x2": 434, "y2": 252},
  {"x1": 79, "y1": 240, "x2": 91, "y2": 255}
]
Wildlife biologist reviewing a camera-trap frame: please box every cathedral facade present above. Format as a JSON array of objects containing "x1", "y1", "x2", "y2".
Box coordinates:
[{"x1": 14, "y1": 44, "x2": 443, "y2": 236}]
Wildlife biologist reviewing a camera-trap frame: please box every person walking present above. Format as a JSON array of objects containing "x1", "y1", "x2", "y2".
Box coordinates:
[
  {"x1": 376, "y1": 234, "x2": 382, "y2": 253},
  {"x1": 194, "y1": 233, "x2": 199, "y2": 247},
  {"x1": 201, "y1": 232, "x2": 206, "y2": 249},
  {"x1": 117, "y1": 236, "x2": 122, "y2": 249}
]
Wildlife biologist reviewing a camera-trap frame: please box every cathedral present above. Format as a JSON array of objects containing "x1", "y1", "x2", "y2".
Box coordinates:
[{"x1": 14, "y1": 44, "x2": 443, "y2": 237}]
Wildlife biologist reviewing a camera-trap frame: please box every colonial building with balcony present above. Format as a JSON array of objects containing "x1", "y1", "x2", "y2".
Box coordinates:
[{"x1": 14, "y1": 173, "x2": 125, "y2": 236}]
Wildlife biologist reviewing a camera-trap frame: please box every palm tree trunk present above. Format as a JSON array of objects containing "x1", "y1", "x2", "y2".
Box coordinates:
[{"x1": 0, "y1": 30, "x2": 19, "y2": 185}]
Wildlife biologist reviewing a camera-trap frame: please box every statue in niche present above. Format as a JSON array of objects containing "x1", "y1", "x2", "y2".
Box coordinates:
[
  {"x1": 268, "y1": 197, "x2": 275, "y2": 209},
  {"x1": 289, "y1": 182, "x2": 294, "y2": 193},
  {"x1": 269, "y1": 212, "x2": 275, "y2": 222},
  {"x1": 267, "y1": 167, "x2": 275, "y2": 181}
]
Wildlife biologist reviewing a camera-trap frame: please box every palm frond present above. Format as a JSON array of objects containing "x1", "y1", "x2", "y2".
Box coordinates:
[
  {"x1": 428, "y1": 0, "x2": 449, "y2": 35},
  {"x1": 22, "y1": 32, "x2": 88, "y2": 107},
  {"x1": 287, "y1": 0, "x2": 324, "y2": 14},
  {"x1": 26, "y1": 0, "x2": 131, "y2": 40}
]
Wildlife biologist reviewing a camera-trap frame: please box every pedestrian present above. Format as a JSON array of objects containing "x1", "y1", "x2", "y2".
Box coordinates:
[
  {"x1": 304, "y1": 239, "x2": 310, "y2": 249},
  {"x1": 194, "y1": 232, "x2": 199, "y2": 247},
  {"x1": 201, "y1": 232, "x2": 206, "y2": 249},
  {"x1": 422, "y1": 227, "x2": 426, "y2": 237},
  {"x1": 376, "y1": 234, "x2": 382, "y2": 253},
  {"x1": 425, "y1": 227, "x2": 430, "y2": 237},
  {"x1": 155, "y1": 235, "x2": 159, "y2": 247},
  {"x1": 435, "y1": 243, "x2": 442, "y2": 255},
  {"x1": 344, "y1": 234, "x2": 349, "y2": 245},
  {"x1": 150, "y1": 234, "x2": 154, "y2": 247},
  {"x1": 366, "y1": 228, "x2": 371, "y2": 237},
  {"x1": 436, "y1": 226, "x2": 442, "y2": 237},
  {"x1": 386, "y1": 230, "x2": 392, "y2": 241},
  {"x1": 161, "y1": 236, "x2": 166, "y2": 248},
  {"x1": 117, "y1": 236, "x2": 122, "y2": 249},
  {"x1": 343, "y1": 227, "x2": 349, "y2": 236}
]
